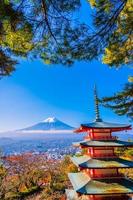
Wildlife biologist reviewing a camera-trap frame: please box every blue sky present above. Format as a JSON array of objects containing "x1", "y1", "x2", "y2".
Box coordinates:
[
  {"x1": 0, "y1": 59, "x2": 132, "y2": 132},
  {"x1": 0, "y1": 1, "x2": 132, "y2": 132}
]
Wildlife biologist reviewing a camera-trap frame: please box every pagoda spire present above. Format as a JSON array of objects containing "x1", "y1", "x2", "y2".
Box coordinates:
[{"x1": 94, "y1": 85, "x2": 102, "y2": 122}]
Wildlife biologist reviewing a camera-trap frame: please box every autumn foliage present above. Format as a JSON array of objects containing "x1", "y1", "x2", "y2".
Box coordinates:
[{"x1": 0, "y1": 153, "x2": 77, "y2": 200}]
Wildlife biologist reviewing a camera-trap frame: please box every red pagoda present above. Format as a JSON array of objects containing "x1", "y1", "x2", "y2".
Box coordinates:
[{"x1": 66, "y1": 87, "x2": 133, "y2": 200}]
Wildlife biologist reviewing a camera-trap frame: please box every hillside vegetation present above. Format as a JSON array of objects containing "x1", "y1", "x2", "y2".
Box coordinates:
[
  {"x1": 0, "y1": 154, "x2": 77, "y2": 200},
  {"x1": 0, "y1": 148, "x2": 133, "y2": 200}
]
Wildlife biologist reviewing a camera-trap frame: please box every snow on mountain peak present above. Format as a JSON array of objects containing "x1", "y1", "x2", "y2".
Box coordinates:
[
  {"x1": 20, "y1": 117, "x2": 74, "y2": 131},
  {"x1": 42, "y1": 117, "x2": 58, "y2": 123}
]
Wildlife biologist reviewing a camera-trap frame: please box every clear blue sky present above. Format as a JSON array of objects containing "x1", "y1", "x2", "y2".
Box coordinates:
[
  {"x1": 0, "y1": 59, "x2": 132, "y2": 132},
  {"x1": 0, "y1": 1, "x2": 132, "y2": 132}
]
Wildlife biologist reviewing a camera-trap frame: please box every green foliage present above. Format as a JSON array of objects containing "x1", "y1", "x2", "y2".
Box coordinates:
[
  {"x1": 126, "y1": 149, "x2": 133, "y2": 157},
  {"x1": 0, "y1": 50, "x2": 17, "y2": 76},
  {"x1": 102, "y1": 0, "x2": 133, "y2": 66},
  {"x1": 86, "y1": 0, "x2": 133, "y2": 67},
  {"x1": 0, "y1": 0, "x2": 132, "y2": 77},
  {"x1": 0, "y1": 0, "x2": 81, "y2": 77},
  {"x1": 0, "y1": 154, "x2": 76, "y2": 199},
  {"x1": 86, "y1": 0, "x2": 133, "y2": 119},
  {"x1": 0, "y1": 1, "x2": 33, "y2": 76},
  {"x1": 101, "y1": 82, "x2": 133, "y2": 120},
  {"x1": 128, "y1": 76, "x2": 133, "y2": 83},
  {"x1": 1, "y1": 22, "x2": 33, "y2": 55},
  {"x1": 115, "y1": 147, "x2": 127, "y2": 157}
]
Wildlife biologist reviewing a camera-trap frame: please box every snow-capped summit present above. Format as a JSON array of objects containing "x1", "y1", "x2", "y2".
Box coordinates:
[
  {"x1": 20, "y1": 117, "x2": 74, "y2": 132},
  {"x1": 42, "y1": 117, "x2": 57, "y2": 123}
]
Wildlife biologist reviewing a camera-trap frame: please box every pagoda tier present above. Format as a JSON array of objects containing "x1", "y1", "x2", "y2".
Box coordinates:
[
  {"x1": 71, "y1": 155, "x2": 133, "y2": 169},
  {"x1": 73, "y1": 139, "x2": 133, "y2": 148},
  {"x1": 66, "y1": 87, "x2": 133, "y2": 200},
  {"x1": 66, "y1": 189, "x2": 131, "y2": 200},
  {"x1": 75, "y1": 121, "x2": 131, "y2": 132},
  {"x1": 68, "y1": 172, "x2": 133, "y2": 195}
]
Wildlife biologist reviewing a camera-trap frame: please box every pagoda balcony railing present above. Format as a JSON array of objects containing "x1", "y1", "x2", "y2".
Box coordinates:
[
  {"x1": 89, "y1": 173, "x2": 124, "y2": 179},
  {"x1": 91, "y1": 136, "x2": 118, "y2": 140},
  {"x1": 90, "y1": 154, "x2": 117, "y2": 158},
  {"x1": 84, "y1": 136, "x2": 118, "y2": 140}
]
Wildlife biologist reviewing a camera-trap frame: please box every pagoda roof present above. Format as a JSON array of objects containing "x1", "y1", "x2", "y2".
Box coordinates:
[
  {"x1": 68, "y1": 172, "x2": 133, "y2": 195},
  {"x1": 71, "y1": 155, "x2": 133, "y2": 169},
  {"x1": 73, "y1": 139, "x2": 133, "y2": 147},
  {"x1": 81, "y1": 121, "x2": 131, "y2": 129},
  {"x1": 75, "y1": 121, "x2": 131, "y2": 133},
  {"x1": 65, "y1": 190, "x2": 131, "y2": 200}
]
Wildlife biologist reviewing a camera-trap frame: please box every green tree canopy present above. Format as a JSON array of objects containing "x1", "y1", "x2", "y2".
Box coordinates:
[
  {"x1": 1, "y1": 0, "x2": 132, "y2": 75},
  {"x1": 87, "y1": 0, "x2": 133, "y2": 120},
  {"x1": 101, "y1": 82, "x2": 133, "y2": 120},
  {"x1": 88, "y1": 0, "x2": 133, "y2": 67},
  {"x1": 0, "y1": 0, "x2": 84, "y2": 77}
]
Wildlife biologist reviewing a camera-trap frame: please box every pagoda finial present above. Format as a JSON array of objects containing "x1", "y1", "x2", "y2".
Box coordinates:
[{"x1": 94, "y1": 85, "x2": 102, "y2": 122}]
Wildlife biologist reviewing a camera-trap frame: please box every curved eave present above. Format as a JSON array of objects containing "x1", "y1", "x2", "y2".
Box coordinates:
[
  {"x1": 75, "y1": 123, "x2": 132, "y2": 133},
  {"x1": 74, "y1": 127, "x2": 89, "y2": 133},
  {"x1": 68, "y1": 172, "x2": 133, "y2": 195},
  {"x1": 74, "y1": 140, "x2": 133, "y2": 148},
  {"x1": 71, "y1": 156, "x2": 133, "y2": 169},
  {"x1": 80, "y1": 144, "x2": 133, "y2": 148}
]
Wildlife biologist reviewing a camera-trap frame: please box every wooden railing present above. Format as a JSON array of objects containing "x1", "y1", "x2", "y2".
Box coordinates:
[
  {"x1": 92, "y1": 136, "x2": 118, "y2": 140},
  {"x1": 89, "y1": 173, "x2": 124, "y2": 179},
  {"x1": 91, "y1": 154, "x2": 117, "y2": 158}
]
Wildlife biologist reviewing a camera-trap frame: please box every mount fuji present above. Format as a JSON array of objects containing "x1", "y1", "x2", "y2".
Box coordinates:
[{"x1": 20, "y1": 117, "x2": 74, "y2": 133}]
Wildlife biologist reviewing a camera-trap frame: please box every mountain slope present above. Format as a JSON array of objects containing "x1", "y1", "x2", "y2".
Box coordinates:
[{"x1": 21, "y1": 117, "x2": 74, "y2": 131}]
